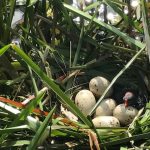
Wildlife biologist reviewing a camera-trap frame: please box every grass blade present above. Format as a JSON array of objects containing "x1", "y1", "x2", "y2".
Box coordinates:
[
  {"x1": 0, "y1": 125, "x2": 29, "y2": 135},
  {"x1": 0, "y1": 87, "x2": 47, "y2": 143},
  {"x1": 104, "y1": 0, "x2": 142, "y2": 32},
  {"x1": 101, "y1": 132, "x2": 150, "y2": 146},
  {"x1": 141, "y1": 0, "x2": 150, "y2": 61},
  {"x1": 9, "y1": 0, "x2": 16, "y2": 26},
  {"x1": 63, "y1": 3, "x2": 144, "y2": 48},
  {"x1": 15, "y1": 87, "x2": 47, "y2": 121},
  {"x1": 28, "y1": 0, "x2": 38, "y2": 7},
  {"x1": 10, "y1": 44, "x2": 92, "y2": 127},
  {"x1": 27, "y1": 105, "x2": 56, "y2": 150},
  {"x1": 52, "y1": 0, "x2": 73, "y2": 28},
  {"x1": 0, "y1": 44, "x2": 11, "y2": 56},
  {"x1": 0, "y1": 140, "x2": 30, "y2": 148}
]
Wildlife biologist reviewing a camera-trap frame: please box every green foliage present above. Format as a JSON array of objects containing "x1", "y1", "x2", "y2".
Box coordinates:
[
  {"x1": 27, "y1": 105, "x2": 56, "y2": 150},
  {"x1": 0, "y1": 0, "x2": 150, "y2": 149}
]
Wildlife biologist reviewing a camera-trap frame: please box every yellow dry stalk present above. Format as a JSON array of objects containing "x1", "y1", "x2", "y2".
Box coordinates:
[{"x1": 47, "y1": 9, "x2": 53, "y2": 17}]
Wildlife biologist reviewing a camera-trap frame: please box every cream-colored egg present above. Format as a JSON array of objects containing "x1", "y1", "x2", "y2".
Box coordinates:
[
  {"x1": 92, "y1": 116, "x2": 120, "y2": 127},
  {"x1": 75, "y1": 90, "x2": 96, "y2": 116},
  {"x1": 89, "y1": 76, "x2": 113, "y2": 98},
  {"x1": 85, "y1": 0, "x2": 93, "y2": 6},
  {"x1": 95, "y1": 98, "x2": 116, "y2": 116},
  {"x1": 113, "y1": 104, "x2": 138, "y2": 125}
]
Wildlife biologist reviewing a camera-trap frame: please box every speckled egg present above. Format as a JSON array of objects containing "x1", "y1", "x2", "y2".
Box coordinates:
[
  {"x1": 95, "y1": 98, "x2": 116, "y2": 116},
  {"x1": 75, "y1": 89, "x2": 96, "y2": 116},
  {"x1": 113, "y1": 104, "x2": 138, "y2": 125},
  {"x1": 89, "y1": 76, "x2": 113, "y2": 98},
  {"x1": 92, "y1": 116, "x2": 120, "y2": 127}
]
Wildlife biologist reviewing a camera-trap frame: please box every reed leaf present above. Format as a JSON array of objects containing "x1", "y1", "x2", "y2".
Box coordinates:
[
  {"x1": 28, "y1": 0, "x2": 38, "y2": 7},
  {"x1": 101, "y1": 132, "x2": 150, "y2": 146},
  {"x1": 0, "y1": 140, "x2": 30, "y2": 148},
  {"x1": 0, "y1": 87, "x2": 47, "y2": 143},
  {"x1": 63, "y1": 3, "x2": 144, "y2": 48},
  {"x1": 0, "y1": 44, "x2": 11, "y2": 56},
  {"x1": 0, "y1": 125, "x2": 29, "y2": 135},
  {"x1": 104, "y1": 0, "x2": 142, "y2": 32},
  {"x1": 141, "y1": 0, "x2": 150, "y2": 61},
  {"x1": 10, "y1": 44, "x2": 92, "y2": 127},
  {"x1": 27, "y1": 105, "x2": 56, "y2": 150},
  {"x1": 9, "y1": 0, "x2": 16, "y2": 27}
]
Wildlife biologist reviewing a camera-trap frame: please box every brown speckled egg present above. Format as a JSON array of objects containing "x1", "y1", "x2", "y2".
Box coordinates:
[
  {"x1": 95, "y1": 98, "x2": 116, "y2": 116},
  {"x1": 113, "y1": 104, "x2": 138, "y2": 125},
  {"x1": 92, "y1": 116, "x2": 120, "y2": 127},
  {"x1": 75, "y1": 90, "x2": 96, "y2": 116},
  {"x1": 89, "y1": 76, "x2": 113, "y2": 98}
]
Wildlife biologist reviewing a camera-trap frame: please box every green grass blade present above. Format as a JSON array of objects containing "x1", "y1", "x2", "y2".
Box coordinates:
[
  {"x1": 73, "y1": 26, "x2": 84, "y2": 66},
  {"x1": 84, "y1": 1, "x2": 100, "y2": 12},
  {"x1": 0, "y1": 125, "x2": 29, "y2": 135},
  {"x1": 15, "y1": 87, "x2": 47, "y2": 121},
  {"x1": 28, "y1": 66, "x2": 39, "y2": 96},
  {"x1": 10, "y1": 44, "x2": 92, "y2": 127},
  {"x1": 0, "y1": 140, "x2": 30, "y2": 148},
  {"x1": 110, "y1": 0, "x2": 126, "y2": 6},
  {"x1": 9, "y1": 0, "x2": 16, "y2": 26},
  {"x1": 0, "y1": 2, "x2": 3, "y2": 40},
  {"x1": 104, "y1": 0, "x2": 142, "y2": 32},
  {"x1": 0, "y1": 44, "x2": 11, "y2": 56},
  {"x1": 19, "y1": 25, "x2": 55, "y2": 52},
  {"x1": 1, "y1": 0, "x2": 16, "y2": 42},
  {"x1": 141, "y1": 0, "x2": 150, "y2": 61},
  {"x1": 52, "y1": 0, "x2": 73, "y2": 28},
  {"x1": 63, "y1": 3, "x2": 144, "y2": 48},
  {"x1": 27, "y1": 105, "x2": 56, "y2": 150},
  {"x1": 101, "y1": 132, "x2": 150, "y2": 146},
  {"x1": 28, "y1": 0, "x2": 38, "y2": 7},
  {"x1": 0, "y1": 88, "x2": 47, "y2": 143},
  {"x1": 104, "y1": 0, "x2": 127, "y2": 21}
]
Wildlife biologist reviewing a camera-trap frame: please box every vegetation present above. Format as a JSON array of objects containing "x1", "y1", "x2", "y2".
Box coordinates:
[{"x1": 0, "y1": 0, "x2": 150, "y2": 149}]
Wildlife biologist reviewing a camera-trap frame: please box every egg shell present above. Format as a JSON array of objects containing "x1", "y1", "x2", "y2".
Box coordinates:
[
  {"x1": 113, "y1": 104, "x2": 138, "y2": 125},
  {"x1": 75, "y1": 89, "x2": 96, "y2": 116},
  {"x1": 95, "y1": 98, "x2": 116, "y2": 116},
  {"x1": 92, "y1": 116, "x2": 120, "y2": 127},
  {"x1": 85, "y1": 0, "x2": 93, "y2": 6},
  {"x1": 89, "y1": 76, "x2": 113, "y2": 98}
]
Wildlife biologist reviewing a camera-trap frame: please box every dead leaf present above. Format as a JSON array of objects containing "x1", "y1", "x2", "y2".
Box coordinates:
[{"x1": 88, "y1": 130, "x2": 100, "y2": 150}]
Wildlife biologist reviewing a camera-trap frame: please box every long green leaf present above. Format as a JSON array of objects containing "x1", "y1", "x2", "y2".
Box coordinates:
[
  {"x1": 63, "y1": 3, "x2": 144, "y2": 48},
  {"x1": 27, "y1": 105, "x2": 56, "y2": 150},
  {"x1": 9, "y1": 0, "x2": 16, "y2": 26},
  {"x1": 19, "y1": 25, "x2": 55, "y2": 52},
  {"x1": 0, "y1": 88, "x2": 47, "y2": 143},
  {"x1": 104, "y1": 0, "x2": 142, "y2": 32},
  {"x1": 141, "y1": 0, "x2": 150, "y2": 61},
  {"x1": 110, "y1": 0, "x2": 126, "y2": 6},
  {"x1": 0, "y1": 2, "x2": 3, "y2": 40},
  {"x1": 28, "y1": 0, "x2": 38, "y2": 7},
  {"x1": 16, "y1": 87, "x2": 47, "y2": 121},
  {"x1": 101, "y1": 132, "x2": 150, "y2": 146},
  {"x1": 52, "y1": 0, "x2": 73, "y2": 28},
  {"x1": 0, "y1": 140, "x2": 30, "y2": 148},
  {"x1": 73, "y1": 25, "x2": 84, "y2": 66},
  {"x1": 0, "y1": 44, "x2": 11, "y2": 56},
  {"x1": 84, "y1": 1, "x2": 101, "y2": 12},
  {"x1": 10, "y1": 44, "x2": 92, "y2": 127},
  {"x1": 0, "y1": 125, "x2": 29, "y2": 135}
]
